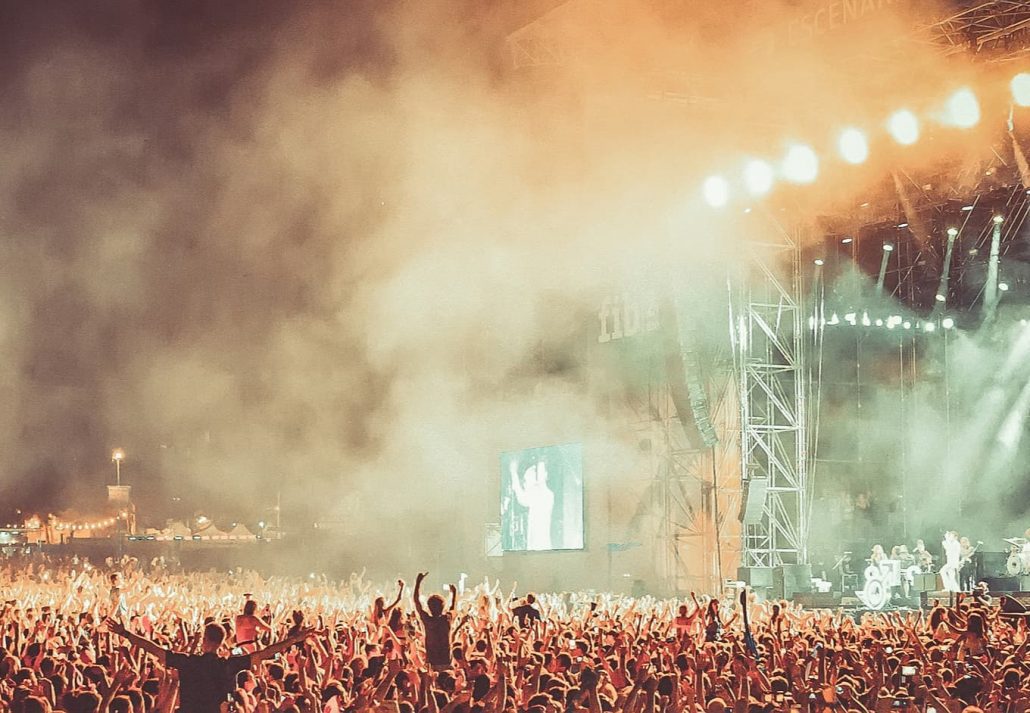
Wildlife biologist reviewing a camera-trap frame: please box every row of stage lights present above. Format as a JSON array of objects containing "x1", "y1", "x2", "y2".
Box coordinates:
[
  {"x1": 810, "y1": 312, "x2": 956, "y2": 331},
  {"x1": 702, "y1": 73, "x2": 1030, "y2": 208}
]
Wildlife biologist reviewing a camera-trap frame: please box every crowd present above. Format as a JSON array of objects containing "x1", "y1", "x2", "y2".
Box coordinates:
[{"x1": 0, "y1": 554, "x2": 1027, "y2": 712}]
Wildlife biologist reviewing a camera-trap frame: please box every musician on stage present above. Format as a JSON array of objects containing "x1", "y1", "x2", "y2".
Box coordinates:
[
  {"x1": 959, "y1": 536, "x2": 979, "y2": 592},
  {"x1": 941, "y1": 531, "x2": 962, "y2": 593},
  {"x1": 913, "y1": 538, "x2": 933, "y2": 572},
  {"x1": 869, "y1": 544, "x2": 886, "y2": 566},
  {"x1": 895, "y1": 545, "x2": 918, "y2": 599}
]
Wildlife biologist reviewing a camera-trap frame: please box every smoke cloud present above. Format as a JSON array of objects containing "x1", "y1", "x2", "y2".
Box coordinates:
[{"x1": 0, "y1": 0, "x2": 1023, "y2": 581}]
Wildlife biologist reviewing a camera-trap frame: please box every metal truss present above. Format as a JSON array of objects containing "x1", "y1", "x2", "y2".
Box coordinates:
[
  {"x1": 623, "y1": 351, "x2": 738, "y2": 595},
  {"x1": 507, "y1": 32, "x2": 571, "y2": 69},
  {"x1": 733, "y1": 219, "x2": 809, "y2": 569},
  {"x1": 924, "y1": 1, "x2": 1030, "y2": 59}
]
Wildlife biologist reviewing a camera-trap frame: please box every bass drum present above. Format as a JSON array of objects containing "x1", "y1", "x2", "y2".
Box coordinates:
[
  {"x1": 863, "y1": 578, "x2": 890, "y2": 611},
  {"x1": 1007, "y1": 553, "x2": 1023, "y2": 577}
]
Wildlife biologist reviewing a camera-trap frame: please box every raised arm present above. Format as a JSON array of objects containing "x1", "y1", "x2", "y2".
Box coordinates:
[
  {"x1": 385, "y1": 579, "x2": 405, "y2": 613},
  {"x1": 509, "y1": 460, "x2": 529, "y2": 506},
  {"x1": 413, "y1": 572, "x2": 428, "y2": 617},
  {"x1": 251, "y1": 627, "x2": 313, "y2": 664},
  {"x1": 106, "y1": 618, "x2": 168, "y2": 666},
  {"x1": 449, "y1": 583, "x2": 458, "y2": 613}
]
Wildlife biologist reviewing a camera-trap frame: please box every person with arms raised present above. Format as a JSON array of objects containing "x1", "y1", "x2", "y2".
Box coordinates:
[
  {"x1": 106, "y1": 617, "x2": 313, "y2": 713},
  {"x1": 413, "y1": 571, "x2": 456, "y2": 672}
]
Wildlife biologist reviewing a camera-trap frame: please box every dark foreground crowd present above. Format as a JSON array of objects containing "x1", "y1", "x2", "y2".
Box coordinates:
[{"x1": 0, "y1": 557, "x2": 1028, "y2": 713}]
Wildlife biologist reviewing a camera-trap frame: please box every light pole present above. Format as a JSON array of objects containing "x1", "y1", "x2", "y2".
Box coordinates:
[{"x1": 112, "y1": 448, "x2": 125, "y2": 486}]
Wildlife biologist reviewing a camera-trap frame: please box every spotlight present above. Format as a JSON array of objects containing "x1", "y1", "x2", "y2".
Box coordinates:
[
  {"x1": 703, "y1": 175, "x2": 730, "y2": 208},
  {"x1": 994, "y1": 215, "x2": 1004, "y2": 224},
  {"x1": 883, "y1": 243, "x2": 894, "y2": 252},
  {"x1": 844, "y1": 312, "x2": 857, "y2": 325},
  {"x1": 935, "y1": 293, "x2": 946, "y2": 302},
  {"x1": 838, "y1": 128, "x2": 869, "y2": 165},
  {"x1": 903, "y1": 321, "x2": 912, "y2": 329},
  {"x1": 924, "y1": 322, "x2": 936, "y2": 333},
  {"x1": 875, "y1": 318, "x2": 884, "y2": 326},
  {"x1": 841, "y1": 237, "x2": 853, "y2": 244},
  {"x1": 947, "y1": 227, "x2": 958, "y2": 238},
  {"x1": 888, "y1": 110, "x2": 920, "y2": 145},
  {"x1": 942, "y1": 88, "x2": 980, "y2": 128},
  {"x1": 782, "y1": 144, "x2": 819, "y2": 183},
  {"x1": 942, "y1": 317, "x2": 955, "y2": 329},
  {"x1": 861, "y1": 312, "x2": 871, "y2": 326},
  {"x1": 743, "y1": 159, "x2": 774, "y2": 196},
  {"x1": 897, "y1": 223, "x2": 909, "y2": 228},
  {"x1": 1011, "y1": 73, "x2": 1030, "y2": 107},
  {"x1": 999, "y1": 282, "x2": 1010, "y2": 292},
  {"x1": 827, "y1": 312, "x2": 840, "y2": 325},
  {"x1": 961, "y1": 205, "x2": 974, "y2": 212},
  {"x1": 814, "y1": 258, "x2": 825, "y2": 266}
]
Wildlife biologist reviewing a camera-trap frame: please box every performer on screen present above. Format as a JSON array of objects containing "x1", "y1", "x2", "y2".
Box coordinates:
[{"x1": 510, "y1": 456, "x2": 554, "y2": 551}]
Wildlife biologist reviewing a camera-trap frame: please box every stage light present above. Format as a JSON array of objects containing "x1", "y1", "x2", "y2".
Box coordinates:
[
  {"x1": 947, "y1": 227, "x2": 958, "y2": 237},
  {"x1": 841, "y1": 237, "x2": 853, "y2": 244},
  {"x1": 898, "y1": 223, "x2": 909, "y2": 228},
  {"x1": 861, "y1": 312, "x2": 871, "y2": 326},
  {"x1": 935, "y1": 293, "x2": 946, "y2": 302},
  {"x1": 703, "y1": 175, "x2": 729, "y2": 208},
  {"x1": 942, "y1": 317, "x2": 955, "y2": 329},
  {"x1": 883, "y1": 243, "x2": 894, "y2": 252},
  {"x1": 1012, "y1": 73, "x2": 1030, "y2": 107},
  {"x1": 961, "y1": 205, "x2": 974, "y2": 212},
  {"x1": 888, "y1": 109, "x2": 920, "y2": 145},
  {"x1": 828, "y1": 312, "x2": 840, "y2": 325},
  {"x1": 844, "y1": 312, "x2": 857, "y2": 325},
  {"x1": 999, "y1": 282, "x2": 1010, "y2": 292},
  {"x1": 743, "y1": 159, "x2": 774, "y2": 196},
  {"x1": 814, "y1": 258, "x2": 825, "y2": 266},
  {"x1": 994, "y1": 215, "x2": 1004, "y2": 224},
  {"x1": 782, "y1": 144, "x2": 819, "y2": 183},
  {"x1": 875, "y1": 319, "x2": 884, "y2": 326},
  {"x1": 942, "y1": 88, "x2": 980, "y2": 128},
  {"x1": 903, "y1": 321, "x2": 912, "y2": 329},
  {"x1": 924, "y1": 322, "x2": 936, "y2": 333},
  {"x1": 839, "y1": 128, "x2": 869, "y2": 164}
]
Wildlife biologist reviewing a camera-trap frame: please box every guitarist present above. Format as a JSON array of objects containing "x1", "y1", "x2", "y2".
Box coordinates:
[{"x1": 959, "y1": 536, "x2": 981, "y2": 592}]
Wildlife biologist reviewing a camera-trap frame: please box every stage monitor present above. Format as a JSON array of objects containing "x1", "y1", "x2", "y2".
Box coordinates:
[{"x1": 501, "y1": 443, "x2": 583, "y2": 552}]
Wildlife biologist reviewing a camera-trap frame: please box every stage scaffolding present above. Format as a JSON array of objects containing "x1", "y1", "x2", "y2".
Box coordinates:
[
  {"x1": 923, "y1": 0, "x2": 1030, "y2": 60},
  {"x1": 732, "y1": 217, "x2": 810, "y2": 568},
  {"x1": 496, "y1": 0, "x2": 1030, "y2": 581},
  {"x1": 620, "y1": 336, "x2": 739, "y2": 595}
]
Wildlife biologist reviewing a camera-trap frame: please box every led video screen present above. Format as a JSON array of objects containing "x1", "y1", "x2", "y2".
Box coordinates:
[{"x1": 500, "y1": 443, "x2": 583, "y2": 552}]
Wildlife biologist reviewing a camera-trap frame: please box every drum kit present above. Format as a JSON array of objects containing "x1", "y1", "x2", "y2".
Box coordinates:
[
  {"x1": 1003, "y1": 538, "x2": 1030, "y2": 576},
  {"x1": 859, "y1": 559, "x2": 903, "y2": 611}
]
